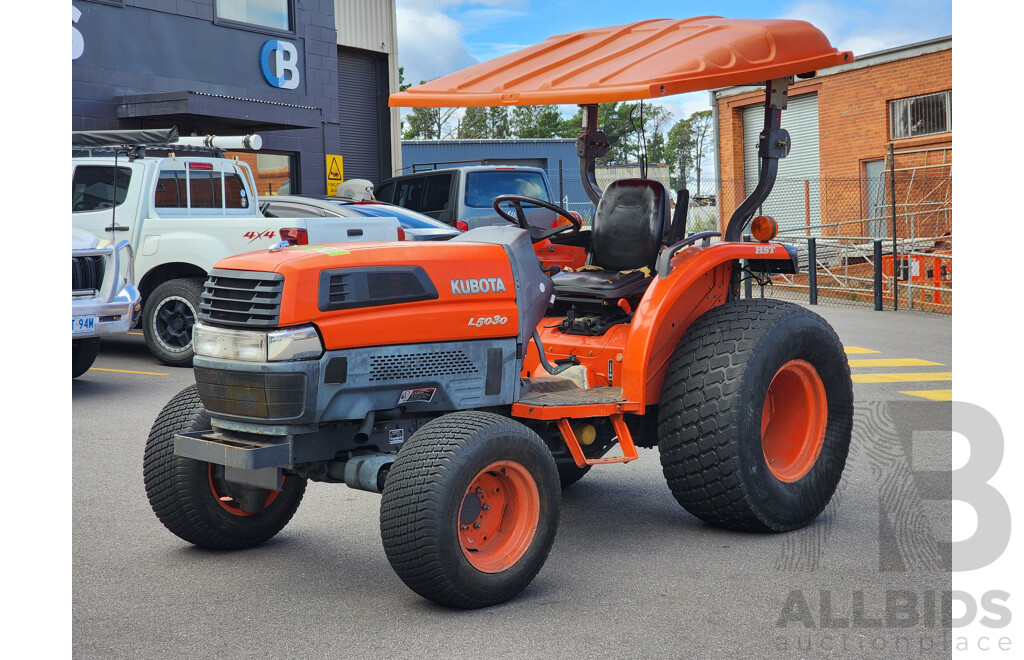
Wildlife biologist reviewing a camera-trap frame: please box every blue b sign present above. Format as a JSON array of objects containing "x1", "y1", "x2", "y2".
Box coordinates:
[{"x1": 260, "y1": 39, "x2": 300, "y2": 89}]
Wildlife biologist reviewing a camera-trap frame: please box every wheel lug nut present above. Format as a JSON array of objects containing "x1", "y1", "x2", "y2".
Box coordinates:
[
  {"x1": 473, "y1": 522, "x2": 482, "y2": 529},
  {"x1": 460, "y1": 524, "x2": 468, "y2": 530},
  {"x1": 482, "y1": 504, "x2": 490, "y2": 511},
  {"x1": 475, "y1": 487, "x2": 484, "y2": 494}
]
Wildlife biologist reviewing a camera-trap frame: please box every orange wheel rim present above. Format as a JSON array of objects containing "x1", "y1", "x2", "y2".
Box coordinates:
[
  {"x1": 760, "y1": 359, "x2": 828, "y2": 482},
  {"x1": 208, "y1": 465, "x2": 281, "y2": 517},
  {"x1": 458, "y1": 461, "x2": 540, "y2": 573}
]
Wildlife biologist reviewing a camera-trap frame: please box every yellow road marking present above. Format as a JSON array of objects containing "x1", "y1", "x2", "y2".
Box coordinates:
[
  {"x1": 848, "y1": 358, "x2": 943, "y2": 367},
  {"x1": 89, "y1": 367, "x2": 168, "y2": 376},
  {"x1": 852, "y1": 372, "x2": 952, "y2": 383},
  {"x1": 844, "y1": 346, "x2": 880, "y2": 354},
  {"x1": 901, "y1": 390, "x2": 953, "y2": 401},
  {"x1": 127, "y1": 331, "x2": 144, "y2": 336}
]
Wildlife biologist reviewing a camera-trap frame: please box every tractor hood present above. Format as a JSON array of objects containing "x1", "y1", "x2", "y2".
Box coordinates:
[{"x1": 207, "y1": 228, "x2": 552, "y2": 352}]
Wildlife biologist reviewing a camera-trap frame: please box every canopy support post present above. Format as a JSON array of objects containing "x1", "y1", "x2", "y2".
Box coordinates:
[
  {"x1": 724, "y1": 78, "x2": 793, "y2": 242},
  {"x1": 576, "y1": 104, "x2": 609, "y2": 205}
]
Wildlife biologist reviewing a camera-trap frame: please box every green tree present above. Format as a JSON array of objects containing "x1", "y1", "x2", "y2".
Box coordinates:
[
  {"x1": 639, "y1": 104, "x2": 673, "y2": 165},
  {"x1": 459, "y1": 106, "x2": 490, "y2": 139},
  {"x1": 401, "y1": 77, "x2": 459, "y2": 140},
  {"x1": 665, "y1": 109, "x2": 713, "y2": 193},
  {"x1": 510, "y1": 105, "x2": 566, "y2": 138},
  {"x1": 688, "y1": 110, "x2": 713, "y2": 194},
  {"x1": 666, "y1": 117, "x2": 694, "y2": 190},
  {"x1": 488, "y1": 106, "x2": 511, "y2": 139}
]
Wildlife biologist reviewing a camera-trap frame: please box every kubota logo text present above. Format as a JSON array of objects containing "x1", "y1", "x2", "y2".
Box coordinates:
[{"x1": 450, "y1": 277, "x2": 507, "y2": 295}]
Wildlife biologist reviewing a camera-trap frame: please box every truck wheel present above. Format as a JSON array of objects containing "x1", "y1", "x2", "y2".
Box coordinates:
[
  {"x1": 143, "y1": 385, "x2": 306, "y2": 550},
  {"x1": 143, "y1": 278, "x2": 205, "y2": 367},
  {"x1": 380, "y1": 411, "x2": 560, "y2": 608},
  {"x1": 657, "y1": 300, "x2": 853, "y2": 532},
  {"x1": 72, "y1": 338, "x2": 100, "y2": 378}
]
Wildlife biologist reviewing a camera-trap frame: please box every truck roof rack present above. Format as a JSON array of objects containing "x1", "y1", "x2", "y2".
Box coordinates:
[{"x1": 71, "y1": 128, "x2": 262, "y2": 159}]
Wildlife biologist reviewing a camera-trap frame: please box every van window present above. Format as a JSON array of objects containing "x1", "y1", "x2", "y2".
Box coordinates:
[
  {"x1": 464, "y1": 170, "x2": 549, "y2": 208},
  {"x1": 374, "y1": 181, "x2": 395, "y2": 203},
  {"x1": 395, "y1": 176, "x2": 425, "y2": 211},
  {"x1": 421, "y1": 174, "x2": 453, "y2": 213},
  {"x1": 72, "y1": 166, "x2": 133, "y2": 212}
]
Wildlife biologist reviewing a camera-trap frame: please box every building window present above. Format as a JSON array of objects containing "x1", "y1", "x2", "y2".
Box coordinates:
[
  {"x1": 889, "y1": 91, "x2": 951, "y2": 140},
  {"x1": 215, "y1": 0, "x2": 292, "y2": 32},
  {"x1": 227, "y1": 151, "x2": 297, "y2": 196}
]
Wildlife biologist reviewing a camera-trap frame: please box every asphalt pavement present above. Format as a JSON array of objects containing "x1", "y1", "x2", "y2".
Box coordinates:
[{"x1": 72, "y1": 305, "x2": 953, "y2": 660}]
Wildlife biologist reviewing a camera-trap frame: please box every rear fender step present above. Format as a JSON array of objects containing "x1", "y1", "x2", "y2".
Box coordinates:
[{"x1": 556, "y1": 414, "x2": 638, "y2": 468}]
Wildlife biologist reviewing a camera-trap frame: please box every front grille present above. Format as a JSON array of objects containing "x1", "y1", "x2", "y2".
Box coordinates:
[
  {"x1": 72, "y1": 256, "x2": 105, "y2": 292},
  {"x1": 194, "y1": 368, "x2": 306, "y2": 419},
  {"x1": 369, "y1": 351, "x2": 478, "y2": 381},
  {"x1": 199, "y1": 269, "x2": 284, "y2": 327}
]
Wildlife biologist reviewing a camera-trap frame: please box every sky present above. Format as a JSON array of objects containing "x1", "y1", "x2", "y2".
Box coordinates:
[{"x1": 395, "y1": 0, "x2": 954, "y2": 125}]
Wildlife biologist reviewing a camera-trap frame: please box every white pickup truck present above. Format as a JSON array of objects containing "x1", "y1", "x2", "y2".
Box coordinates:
[
  {"x1": 72, "y1": 228, "x2": 142, "y2": 378},
  {"x1": 72, "y1": 128, "x2": 399, "y2": 367}
]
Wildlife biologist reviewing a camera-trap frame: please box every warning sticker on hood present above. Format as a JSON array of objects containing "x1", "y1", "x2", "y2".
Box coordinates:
[{"x1": 398, "y1": 388, "x2": 436, "y2": 405}]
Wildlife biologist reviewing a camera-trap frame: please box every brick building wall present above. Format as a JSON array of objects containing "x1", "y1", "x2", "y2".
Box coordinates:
[{"x1": 715, "y1": 41, "x2": 952, "y2": 238}]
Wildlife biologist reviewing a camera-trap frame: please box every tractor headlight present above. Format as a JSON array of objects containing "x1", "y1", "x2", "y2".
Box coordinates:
[{"x1": 194, "y1": 323, "x2": 323, "y2": 362}]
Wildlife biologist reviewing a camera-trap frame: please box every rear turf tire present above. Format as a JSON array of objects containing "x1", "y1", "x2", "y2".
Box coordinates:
[
  {"x1": 143, "y1": 385, "x2": 306, "y2": 550},
  {"x1": 380, "y1": 411, "x2": 560, "y2": 608},
  {"x1": 657, "y1": 300, "x2": 853, "y2": 532}
]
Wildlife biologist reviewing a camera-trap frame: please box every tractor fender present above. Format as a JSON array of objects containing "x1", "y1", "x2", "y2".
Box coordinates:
[{"x1": 620, "y1": 242, "x2": 795, "y2": 406}]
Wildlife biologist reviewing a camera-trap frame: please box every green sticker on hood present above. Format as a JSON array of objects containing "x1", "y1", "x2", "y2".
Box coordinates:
[{"x1": 289, "y1": 245, "x2": 351, "y2": 256}]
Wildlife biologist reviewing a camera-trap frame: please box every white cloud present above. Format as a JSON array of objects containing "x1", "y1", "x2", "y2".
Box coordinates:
[
  {"x1": 782, "y1": 1, "x2": 951, "y2": 57},
  {"x1": 396, "y1": 1, "x2": 535, "y2": 87},
  {"x1": 396, "y1": 6, "x2": 478, "y2": 87}
]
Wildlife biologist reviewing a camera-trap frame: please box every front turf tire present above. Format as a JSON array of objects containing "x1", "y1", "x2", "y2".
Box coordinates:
[
  {"x1": 143, "y1": 385, "x2": 307, "y2": 550},
  {"x1": 657, "y1": 300, "x2": 853, "y2": 532},
  {"x1": 380, "y1": 411, "x2": 560, "y2": 608}
]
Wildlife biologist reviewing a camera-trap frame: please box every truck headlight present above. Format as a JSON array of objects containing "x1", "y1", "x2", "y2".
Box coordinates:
[{"x1": 194, "y1": 323, "x2": 323, "y2": 362}]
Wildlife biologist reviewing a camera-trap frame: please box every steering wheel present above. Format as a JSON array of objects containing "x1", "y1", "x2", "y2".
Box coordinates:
[{"x1": 492, "y1": 194, "x2": 582, "y2": 243}]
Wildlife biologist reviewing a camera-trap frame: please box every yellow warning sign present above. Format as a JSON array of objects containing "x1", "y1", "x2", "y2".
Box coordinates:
[{"x1": 325, "y1": 154, "x2": 344, "y2": 195}]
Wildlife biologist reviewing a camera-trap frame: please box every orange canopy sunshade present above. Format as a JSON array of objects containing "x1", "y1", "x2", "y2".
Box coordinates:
[{"x1": 390, "y1": 17, "x2": 852, "y2": 108}]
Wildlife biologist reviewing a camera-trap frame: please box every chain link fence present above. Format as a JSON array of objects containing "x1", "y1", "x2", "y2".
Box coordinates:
[{"x1": 547, "y1": 149, "x2": 951, "y2": 314}]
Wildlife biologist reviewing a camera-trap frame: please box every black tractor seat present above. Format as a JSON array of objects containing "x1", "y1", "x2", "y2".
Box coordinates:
[
  {"x1": 551, "y1": 268, "x2": 649, "y2": 300},
  {"x1": 552, "y1": 178, "x2": 672, "y2": 301}
]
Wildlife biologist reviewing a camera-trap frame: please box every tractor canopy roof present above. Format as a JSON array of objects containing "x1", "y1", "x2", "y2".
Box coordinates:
[{"x1": 389, "y1": 17, "x2": 851, "y2": 108}]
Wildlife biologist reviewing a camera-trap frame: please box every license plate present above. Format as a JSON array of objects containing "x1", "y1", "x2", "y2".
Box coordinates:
[{"x1": 73, "y1": 315, "x2": 98, "y2": 335}]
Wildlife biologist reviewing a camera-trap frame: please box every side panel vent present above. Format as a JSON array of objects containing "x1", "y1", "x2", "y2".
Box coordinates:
[{"x1": 319, "y1": 267, "x2": 438, "y2": 311}]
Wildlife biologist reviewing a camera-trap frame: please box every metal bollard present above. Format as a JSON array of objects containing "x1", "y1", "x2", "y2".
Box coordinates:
[
  {"x1": 873, "y1": 239, "x2": 883, "y2": 311},
  {"x1": 808, "y1": 238, "x2": 817, "y2": 305}
]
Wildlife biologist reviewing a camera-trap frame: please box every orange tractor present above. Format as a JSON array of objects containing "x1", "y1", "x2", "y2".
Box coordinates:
[{"x1": 144, "y1": 17, "x2": 855, "y2": 608}]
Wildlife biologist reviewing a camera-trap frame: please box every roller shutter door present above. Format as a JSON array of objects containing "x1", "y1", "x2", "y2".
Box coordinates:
[
  {"x1": 338, "y1": 48, "x2": 388, "y2": 183},
  {"x1": 742, "y1": 93, "x2": 820, "y2": 235}
]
